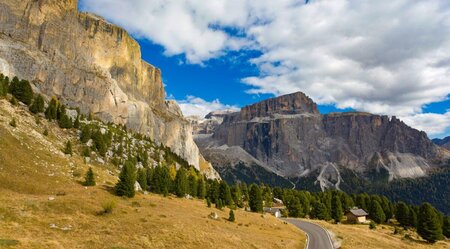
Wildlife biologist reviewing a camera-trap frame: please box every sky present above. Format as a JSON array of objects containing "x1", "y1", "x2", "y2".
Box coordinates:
[{"x1": 79, "y1": 0, "x2": 450, "y2": 138}]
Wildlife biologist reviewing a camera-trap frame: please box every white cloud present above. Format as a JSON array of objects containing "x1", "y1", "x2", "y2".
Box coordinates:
[
  {"x1": 178, "y1": 96, "x2": 239, "y2": 117},
  {"x1": 400, "y1": 111, "x2": 450, "y2": 137},
  {"x1": 80, "y1": 0, "x2": 450, "y2": 136}
]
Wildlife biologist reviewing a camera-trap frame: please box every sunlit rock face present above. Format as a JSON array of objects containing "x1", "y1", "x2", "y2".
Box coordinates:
[{"x1": 0, "y1": 0, "x2": 219, "y2": 177}]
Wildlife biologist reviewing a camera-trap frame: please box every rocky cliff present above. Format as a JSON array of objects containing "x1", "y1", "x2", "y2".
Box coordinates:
[
  {"x1": 195, "y1": 92, "x2": 449, "y2": 189},
  {"x1": 0, "y1": 0, "x2": 218, "y2": 177}
]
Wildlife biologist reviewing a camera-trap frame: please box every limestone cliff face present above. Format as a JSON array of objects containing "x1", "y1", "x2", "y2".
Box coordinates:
[
  {"x1": 195, "y1": 92, "x2": 449, "y2": 188},
  {"x1": 0, "y1": 0, "x2": 218, "y2": 176}
]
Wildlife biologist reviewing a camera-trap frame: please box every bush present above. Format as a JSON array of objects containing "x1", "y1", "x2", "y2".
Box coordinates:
[
  {"x1": 100, "y1": 200, "x2": 116, "y2": 215},
  {"x1": 64, "y1": 140, "x2": 72, "y2": 155},
  {"x1": 9, "y1": 96, "x2": 17, "y2": 106},
  {"x1": 43, "y1": 128, "x2": 49, "y2": 136},
  {"x1": 369, "y1": 221, "x2": 377, "y2": 230},
  {"x1": 229, "y1": 210, "x2": 235, "y2": 222},
  {"x1": 9, "y1": 118, "x2": 16, "y2": 127}
]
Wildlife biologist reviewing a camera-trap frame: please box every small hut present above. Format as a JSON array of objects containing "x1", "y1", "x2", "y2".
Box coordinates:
[{"x1": 345, "y1": 208, "x2": 368, "y2": 223}]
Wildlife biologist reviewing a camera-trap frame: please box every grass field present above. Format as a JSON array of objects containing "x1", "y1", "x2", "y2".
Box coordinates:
[
  {"x1": 0, "y1": 99, "x2": 305, "y2": 249},
  {"x1": 307, "y1": 219, "x2": 449, "y2": 249}
]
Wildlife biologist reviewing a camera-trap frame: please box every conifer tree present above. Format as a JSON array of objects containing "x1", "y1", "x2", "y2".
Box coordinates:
[
  {"x1": 80, "y1": 125, "x2": 92, "y2": 143},
  {"x1": 12, "y1": 79, "x2": 33, "y2": 105},
  {"x1": 229, "y1": 210, "x2": 235, "y2": 222},
  {"x1": 58, "y1": 112, "x2": 73, "y2": 129},
  {"x1": 45, "y1": 97, "x2": 58, "y2": 120},
  {"x1": 84, "y1": 167, "x2": 96, "y2": 186},
  {"x1": 73, "y1": 115, "x2": 80, "y2": 129},
  {"x1": 197, "y1": 177, "x2": 206, "y2": 199},
  {"x1": 396, "y1": 202, "x2": 410, "y2": 227},
  {"x1": 417, "y1": 203, "x2": 443, "y2": 243},
  {"x1": 29, "y1": 94, "x2": 45, "y2": 114},
  {"x1": 115, "y1": 161, "x2": 136, "y2": 198},
  {"x1": 409, "y1": 206, "x2": 418, "y2": 228},
  {"x1": 175, "y1": 167, "x2": 188, "y2": 197},
  {"x1": 288, "y1": 197, "x2": 303, "y2": 218},
  {"x1": 188, "y1": 174, "x2": 198, "y2": 197},
  {"x1": 137, "y1": 168, "x2": 148, "y2": 191},
  {"x1": 331, "y1": 194, "x2": 343, "y2": 223},
  {"x1": 249, "y1": 184, "x2": 263, "y2": 212},
  {"x1": 312, "y1": 201, "x2": 329, "y2": 220},
  {"x1": 64, "y1": 140, "x2": 72, "y2": 155},
  {"x1": 207, "y1": 197, "x2": 211, "y2": 208},
  {"x1": 443, "y1": 216, "x2": 450, "y2": 238},
  {"x1": 370, "y1": 200, "x2": 386, "y2": 224},
  {"x1": 219, "y1": 181, "x2": 233, "y2": 206}
]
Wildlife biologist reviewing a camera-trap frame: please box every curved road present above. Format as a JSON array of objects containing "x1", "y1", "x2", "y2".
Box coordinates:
[{"x1": 283, "y1": 219, "x2": 334, "y2": 249}]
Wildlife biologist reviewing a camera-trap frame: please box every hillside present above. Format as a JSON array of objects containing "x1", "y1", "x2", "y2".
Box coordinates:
[
  {"x1": 433, "y1": 136, "x2": 450, "y2": 150},
  {"x1": 0, "y1": 99, "x2": 305, "y2": 248}
]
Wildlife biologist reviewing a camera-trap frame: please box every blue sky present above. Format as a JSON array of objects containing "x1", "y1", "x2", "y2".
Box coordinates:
[{"x1": 79, "y1": 0, "x2": 450, "y2": 138}]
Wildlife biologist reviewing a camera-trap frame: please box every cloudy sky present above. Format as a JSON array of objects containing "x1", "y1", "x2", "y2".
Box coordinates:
[{"x1": 79, "y1": 0, "x2": 450, "y2": 138}]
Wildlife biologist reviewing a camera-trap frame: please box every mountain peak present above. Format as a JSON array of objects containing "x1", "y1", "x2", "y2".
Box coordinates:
[{"x1": 240, "y1": 91, "x2": 319, "y2": 120}]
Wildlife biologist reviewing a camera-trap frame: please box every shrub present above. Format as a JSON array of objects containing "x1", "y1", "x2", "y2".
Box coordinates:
[
  {"x1": 369, "y1": 221, "x2": 377, "y2": 230},
  {"x1": 9, "y1": 96, "x2": 17, "y2": 106},
  {"x1": 43, "y1": 128, "x2": 49, "y2": 136},
  {"x1": 100, "y1": 200, "x2": 116, "y2": 215},
  {"x1": 9, "y1": 118, "x2": 16, "y2": 127},
  {"x1": 229, "y1": 210, "x2": 235, "y2": 222},
  {"x1": 64, "y1": 140, "x2": 72, "y2": 155}
]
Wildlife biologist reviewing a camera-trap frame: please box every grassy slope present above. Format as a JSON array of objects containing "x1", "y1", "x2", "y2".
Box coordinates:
[
  {"x1": 306, "y1": 219, "x2": 449, "y2": 249},
  {"x1": 0, "y1": 99, "x2": 305, "y2": 249}
]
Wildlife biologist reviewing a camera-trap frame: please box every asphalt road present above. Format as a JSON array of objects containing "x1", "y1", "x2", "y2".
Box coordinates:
[{"x1": 283, "y1": 219, "x2": 334, "y2": 249}]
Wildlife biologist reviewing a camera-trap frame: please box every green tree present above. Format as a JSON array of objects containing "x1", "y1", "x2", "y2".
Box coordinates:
[
  {"x1": 137, "y1": 168, "x2": 147, "y2": 191},
  {"x1": 288, "y1": 197, "x2": 303, "y2": 217},
  {"x1": 369, "y1": 200, "x2": 386, "y2": 224},
  {"x1": 443, "y1": 216, "x2": 450, "y2": 238},
  {"x1": 249, "y1": 184, "x2": 263, "y2": 212},
  {"x1": 369, "y1": 221, "x2": 377, "y2": 230},
  {"x1": 417, "y1": 203, "x2": 443, "y2": 243},
  {"x1": 73, "y1": 115, "x2": 80, "y2": 129},
  {"x1": 80, "y1": 125, "x2": 92, "y2": 143},
  {"x1": 115, "y1": 161, "x2": 136, "y2": 198},
  {"x1": 197, "y1": 177, "x2": 206, "y2": 199},
  {"x1": 175, "y1": 167, "x2": 188, "y2": 197},
  {"x1": 29, "y1": 94, "x2": 45, "y2": 114},
  {"x1": 409, "y1": 206, "x2": 418, "y2": 228},
  {"x1": 11, "y1": 79, "x2": 33, "y2": 105},
  {"x1": 58, "y1": 112, "x2": 73, "y2": 129},
  {"x1": 64, "y1": 140, "x2": 72, "y2": 155},
  {"x1": 207, "y1": 197, "x2": 211, "y2": 208},
  {"x1": 396, "y1": 202, "x2": 410, "y2": 228},
  {"x1": 311, "y1": 201, "x2": 329, "y2": 220},
  {"x1": 83, "y1": 167, "x2": 96, "y2": 186},
  {"x1": 45, "y1": 97, "x2": 58, "y2": 120},
  {"x1": 228, "y1": 210, "x2": 235, "y2": 222},
  {"x1": 188, "y1": 174, "x2": 198, "y2": 197},
  {"x1": 331, "y1": 194, "x2": 343, "y2": 223},
  {"x1": 219, "y1": 181, "x2": 233, "y2": 206}
]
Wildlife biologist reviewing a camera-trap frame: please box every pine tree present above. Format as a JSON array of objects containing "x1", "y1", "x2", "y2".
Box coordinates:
[
  {"x1": 312, "y1": 201, "x2": 329, "y2": 220},
  {"x1": 331, "y1": 194, "x2": 343, "y2": 223},
  {"x1": 115, "y1": 161, "x2": 136, "y2": 198},
  {"x1": 370, "y1": 200, "x2": 386, "y2": 224},
  {"x1": 12, "y1": 79, "x2": 33, "y2": 105},
  {"x1": 80, "y1": 125, "x2": 92, "y2": 143},
  {"x1": 73, "y1": 115, "x2": 80, "y2": 129},
  {"x1": 175, "y1": 167, "x2": 188, "y2": 197},
  {"x1": 83, "y1": 167, "x2": 96, "y2": 186},
  {"x1": 58, "y1": 113, "x2": 73, "y2": 129},
  {"x1": 219, "y1": 181, "x2": 233, "y2": 206},
  {"x1": 188, "y1": 174, "x2": 198, "y2": 197},
  {"x1": 229, "y1": 210, "x2": 235, "y2": 222},
  {"x1": 29, "y1": 94, "x2": 45, "y2": 114},
  {"x1": 409, "y1": 206, "x2": 418, "y2": 228},
  {"x1": 249, "y1": 184, "x2": 263, "y2": 212},
  {"x1": 207, "y1": 198, "x2": 211, "y2": 208},
  {"x1": 443, "y1": 216, "x2": 450, "y2": 238},
  {"x1": 288, "y1": 197, "x2": 303, "y2": 218},
  {"x1": 64, "y1": 140, "x2": 72, "y2": 155},
  {"x1": 45, "y1": 97, "x2": 58, "y2": 120},
  {"x1": 417, "y1": 203, "x2": 443, "y2": 243},
  {"x1": 396, "y1": 202, "x2": 410, "y2": 228},
  {"x1": 197, "y1": 177, "x2": 206, "y2": 199},
  {"x1": 137, "y1": 168, "x2": 148, "y2": 191}
]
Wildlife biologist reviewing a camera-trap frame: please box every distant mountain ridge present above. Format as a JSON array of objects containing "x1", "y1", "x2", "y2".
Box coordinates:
[
  {"x1": 432, "y1": 136, "x2": 450, "y2": 150},
  {"x1": 193, "y1": 92, "x2": 450, "y2": 191}
]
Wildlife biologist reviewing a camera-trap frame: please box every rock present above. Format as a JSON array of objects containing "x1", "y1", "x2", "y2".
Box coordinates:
[
  {"x1": 48, "y1": 196, "x2": 55, "y2": 201},
  {"x1": 134, "y1": 181, "x2": 142, "y2": 191},
  {"x1": 0, "y1": 0, "x2": 219, "y2": 178},
  {"x1": 86, "y1": 139, "x2": 94, "y2": 147},
  {"x1": 49, "y1": 223, "x2": 58, "y2": 229},
  {"x1": 195, "y1": 92, "x2": 449, "y2": 188},
  {"x1": 84, "y1": 157, "x2": 90, "y2": 163},
  {"x1": 96, "y1": 157, "x2": 105, "y2": 164},
  {"x1": 99, "y1": 128, "x2": 107, "y2": 135},
  {"x1": 208, "y1": 212, "x2": 219, "y2": 220}
]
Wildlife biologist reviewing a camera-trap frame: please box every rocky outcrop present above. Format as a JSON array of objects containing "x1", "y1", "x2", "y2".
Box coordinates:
[
  {"x1": 195, "y1": 92, "x2": 449, "y2": 187},
  {"x1": 0, "y1": 0, "x2": 218, "y2": 177}
]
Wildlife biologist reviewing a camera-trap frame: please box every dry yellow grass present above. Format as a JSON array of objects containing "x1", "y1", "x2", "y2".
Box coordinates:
[
  {"x1": 307, "y1": 219, "x2": 449, "y2": 249},
  {"x1": 0, "y1": 99, "x2": 305, "y2": 249}
]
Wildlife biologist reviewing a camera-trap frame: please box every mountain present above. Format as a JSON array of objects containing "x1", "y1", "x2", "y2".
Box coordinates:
[
  {"x1": 0, "y1": 0, "x2": 218, "y2": 178},
  {"x1": 194, "y1": 92, "x2": 450, "y2": 189},
  {"x1": 433, "y1": 136, "x2": 450, "y2": 150}
]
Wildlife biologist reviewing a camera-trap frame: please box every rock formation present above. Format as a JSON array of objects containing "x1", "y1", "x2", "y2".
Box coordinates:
[
  {"x1": 194, "y1": 92, "x2": 449, "y2": 189},
  {"x1": 0, "y1": 0, "x2": 218, "y2": 178}
]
